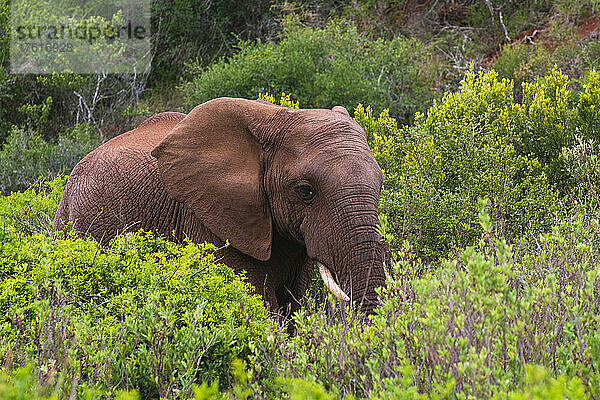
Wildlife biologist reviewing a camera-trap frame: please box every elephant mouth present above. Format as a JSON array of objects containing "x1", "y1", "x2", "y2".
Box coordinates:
[{"x1": 316, "y1": 261, "x2": 349, "y2": 301}]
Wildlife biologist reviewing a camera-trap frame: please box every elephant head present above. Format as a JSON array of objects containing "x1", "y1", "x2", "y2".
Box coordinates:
[{"x1": 151, "y1": 98, "x2": 385, "y2": 314}]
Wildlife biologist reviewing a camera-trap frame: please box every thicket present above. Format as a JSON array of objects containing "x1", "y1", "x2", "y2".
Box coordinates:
[
  {"x1": 3, "y1": 67, "x2": 600, "y2": 397},
  {"x1": 3, "y1": 1, "x2": 600, "y2": 398},
  {"x1": 490, "y1": 1, "x2": 600, "y2": 88},
  {"x1": 0, "y1": 179, "x2": 269, "y2": 399},
  {"x1": 360, "y1": 68, "x2": 600, "y2": 260},
  {"x1": 182, "y1": 19, "x2": 436, "y2": 124},
  {"x1": 2, "y1": 174, "x2": 599, "y2": 398},
  {"x1": 0, "y1": 124, "x2": 100, "y2": 194},
  {"x1": 0, "y1": 0, "x2": 151, "y2": 194},
  {"x1": 3, "y1": 1, "x2": 600, "y2": 196},
  {"x1": 149, "y1": 0, "x2": 276, "y2": 85},
  {"x1": 243, "y1": 207, "x2": 600, "y2": 399}
]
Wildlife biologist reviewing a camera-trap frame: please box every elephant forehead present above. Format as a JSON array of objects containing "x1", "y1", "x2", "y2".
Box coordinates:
[
  {"x1": 282, "y1": 123, "x2": 371, "y2": 159},
  {"x1": 280, "y1": 109, "x2": 365, "y2": 140},
  {"x1": 296, "y1": 151, "x2": 383, "y2": 189},
  {"x1": 331, "y1": 156, "x2": 382, "y2": 185}
]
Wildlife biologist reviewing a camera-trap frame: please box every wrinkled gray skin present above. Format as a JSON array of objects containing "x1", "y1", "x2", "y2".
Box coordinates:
[{"x1": 54, "y1": 97, "x2": 385, "y2": 317}]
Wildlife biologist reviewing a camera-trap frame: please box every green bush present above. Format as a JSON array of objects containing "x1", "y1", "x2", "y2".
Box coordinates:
[
  {"x1": 358, "y1": 69, "x2": 557, "y2": 260},
  {"x1": 0, "y1": 365, "x2": 58, "y2": 400},
  {"x1": 0, "y1": 174, "x2": 65, "y2": 236},
  {"x1": 511, "y1": 67, "x2": 578, "y2": 189},
  {"x1": 149, "y1": 0, "x2": 275, "y2": 85},
  {"x1": 0, "y1": 364, "x2": 141, "y2": 400},
  {"x1": 562, "y1": 137, "x2": 600, "y2": 207},
  {"x1": 3, "y1": 188, "x2": 596, "y2": 395},
  {"x1": 498, "y1": 364, "x2": 587, "y2": 399},
  {"x1": 0, "y1": 178, "x2": 270, "y2": 398},
  {"x1": 182, "y1": 19, "x2": 435, "y2": 124},
  {"x1": 0, "y1": 124, "x2": 100, "y2": 194},
  {"x1": 0, "y1": 0, "x2": 152, "y2": 144},
  {"x1": 242, "y1": 204, "x2": 599, "y2": 399},
  {"x1": 491, "y1": 2, "x2": 600, "y2": 89},
  {"x1": 511, "y1": 67, "x2": 600, "y2": 194},
  {"x1": 355, "y1": 68, "x2": 600, "y2": 261},
  {"x1": 0, "y1": 71, "x2": 140, "y2": 146}
]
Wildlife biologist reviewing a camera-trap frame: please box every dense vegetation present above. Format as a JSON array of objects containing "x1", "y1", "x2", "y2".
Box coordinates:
[{"x1": 2, "y1": 0, "x2": 600, "y2": 398}]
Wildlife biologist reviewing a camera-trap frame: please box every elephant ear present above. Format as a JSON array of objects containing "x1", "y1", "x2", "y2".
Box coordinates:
[{"x1": 151, "y1": 97, "x2": 281, "y2": 261}]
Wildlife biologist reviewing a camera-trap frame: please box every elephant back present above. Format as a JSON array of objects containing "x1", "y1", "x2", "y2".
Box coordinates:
[{"x1": 103, "y1": 112, "x2": 186, "y2": 153}]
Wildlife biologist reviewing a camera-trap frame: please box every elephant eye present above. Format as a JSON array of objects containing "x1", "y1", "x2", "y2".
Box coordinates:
[{"x1": 296, "y1": 184, "x2": 316, "y2": 203}]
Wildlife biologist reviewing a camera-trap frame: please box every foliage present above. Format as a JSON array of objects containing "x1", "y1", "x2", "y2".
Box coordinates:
[
  {"x1": 0, "y1": 173, "x2": 65, "y2": 235},
  {"x1": 562, "y1": 137, "x2": 600, "y2": 206},
  {"x1": 182, "y1": 19, "x2": 436, "y2": 124},
  {"x1": 0, "y1": 364, "x2": 140, "y2": 400},
  {"x1": 0, "y1": 0, "x2": 150, "y2": 144},
  {"x1": 149, "y1": 0, "x2": 276, "y2": 85},
  {"x1": 357, "y1": 69, "x2": 558, "y2": 260},
  {"x1": 0, "y1": 71, "x2": 146, "y2": 145},
  {"x1": 491, "y1": 1, "x2": 600, "y2": 88},
  {"x1": 0, "y1": 124, "x2": 100, "y2": 194},
  {"x1": 3, "y1": 189, "x2": 600, "y2": 398},
  {"x1": 4, "y1": 2, "x2": 600, "y2": 396},
  {"x1": 512, "y1": 67, "x2": 600, "y2": 195},
  {"x1": 242, "y1": 204, "x2": 600, "y2": 399},
  {"x1": 257, "y1": 92, "x2": 300, "y2": 109},
  {"x1": 497, "y1": 364, "x2": 587, "y2": 399},
  {"x1": 0, "y1": 365, "x2": 58, "y2": 400},
  {"x1": 0, "y1": 178, "x2": 269, "y2": 399}
]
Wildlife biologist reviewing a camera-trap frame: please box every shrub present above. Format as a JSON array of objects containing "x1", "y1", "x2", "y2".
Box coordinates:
[
  {"x1": 0, "y1": 365, "x2": 58, "y2": 400},
  {"x1": 577, "y1": 69, "x2": 600, "y2": 140},
  {"x1": 0, "y1": 71, "x2": 144, "y2": 146},
  {"x1": 0, "y1": 364, "x2": 141, "y2": 400},
  {"x1": 0, "y1": 174, "x2": 66, "y2": 236},
  {"x1": 0, "y1": 0, "x2": 152, "y2": 143},
  {"x1": 149, "y1": 0, "x2": 275, "y2": 85},
  {"x1": 0, "y1": 124, "x2": 100, "y2": 194},
  {"x1": 510, "y1": 67, "x2": 600, "y2": 195},
  {"x1": 491, "y1": 2, "x2": 600, "y2": 90},
  {"x1": 3, "y1": 188, "x2": 596, "y2": 395},
  {"x1": 243, "y1": 204, "x2": 600, "y2": 399},
  {"x1": 562, "y1": 137, "x2": 600, "y2": 207},
  {"x1": 182, "y1": 19, "x2": 436, "y2": 124},
  {"x1": 358, "y1": 69, "x2": 557, "y2": 260},
  {"x1": 0, "y1": 178, "x2": 270, "y2": 398},
  {"x1": 511, "y1": 67, "x2": 578, "y2": 189}
]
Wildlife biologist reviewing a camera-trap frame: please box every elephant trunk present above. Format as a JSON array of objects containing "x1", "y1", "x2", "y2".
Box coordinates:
[
  {"x1": 336, "y1": 230, "x2": 386, "y2": 315},
  {"x1": 312, "y1": 208, "x2": 386, "y2": 315}
]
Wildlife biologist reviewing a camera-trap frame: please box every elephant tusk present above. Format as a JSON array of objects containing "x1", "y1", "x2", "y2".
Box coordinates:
[{"x1": 317, "y1": 262, "x2": 350, "y2": 301}]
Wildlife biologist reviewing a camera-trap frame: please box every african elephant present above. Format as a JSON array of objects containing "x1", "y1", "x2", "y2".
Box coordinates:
[{"x1": 53, "y1": 97, "x2": 385, "y2": 316}]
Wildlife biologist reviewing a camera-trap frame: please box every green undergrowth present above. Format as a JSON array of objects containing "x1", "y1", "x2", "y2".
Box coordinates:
[
  {"x1": 0, "y1": 180, "x2": 269, "y2": 399},
  {"x1": 230, "y1": 200, "x2": 599, "y2": 399},
  {"x1": 2, "y1": 180, "x2": 597, "y2": 398},
  {"x1": 182, "y1": 19, "x2": 435, "y2": 125}
]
